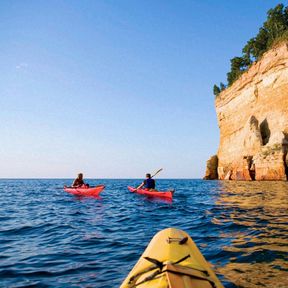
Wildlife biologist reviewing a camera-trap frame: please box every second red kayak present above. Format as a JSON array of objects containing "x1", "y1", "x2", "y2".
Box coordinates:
[
  {"x1": 128, "y1": 186, "x2": 174, "y2": 200},
  {"x1": 64, "y1": 185, "x2": 105, "y2": 197}
]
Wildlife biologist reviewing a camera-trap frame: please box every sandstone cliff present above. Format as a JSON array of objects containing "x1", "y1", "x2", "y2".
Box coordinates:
[{"x1": 206, "y1": 42, "x2": 288, "y2": 180}]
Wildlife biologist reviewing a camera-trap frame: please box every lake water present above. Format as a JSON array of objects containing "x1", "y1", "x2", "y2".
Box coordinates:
[{"x1": 0, "y1": 179, "x2": 287, "y2": 288}]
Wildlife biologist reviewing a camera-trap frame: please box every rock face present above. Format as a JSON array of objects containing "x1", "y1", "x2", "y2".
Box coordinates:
[
  {"x1": 210, "y1": 42, "x2": 288, "y2": 180},
  {"x1": 203, "y1": 155, "x2": 218, "y2": 180}
]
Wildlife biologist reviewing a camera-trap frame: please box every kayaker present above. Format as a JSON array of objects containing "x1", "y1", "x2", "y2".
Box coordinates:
[
  {"x1": 72, "y1": 173, "x2": 87, "y2": 188},
  {"x1": 137, "y1": 173, "x2": 156, "y2": 190}
]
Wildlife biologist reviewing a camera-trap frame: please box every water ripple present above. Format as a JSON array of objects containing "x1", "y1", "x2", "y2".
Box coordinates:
[{"x1": 0, "y1": 179, "x2": 287, "y2": 287}]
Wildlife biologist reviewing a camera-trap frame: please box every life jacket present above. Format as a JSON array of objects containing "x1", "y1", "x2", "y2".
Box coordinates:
[{"x1": 145, "y1": 178, "x2": 155, "y2": 189}]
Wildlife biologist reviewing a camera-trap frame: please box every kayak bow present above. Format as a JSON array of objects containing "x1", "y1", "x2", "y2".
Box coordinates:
[
  {"x1": 64, "y1": 185, "x2": 105, "y2": 197},
  {"x1": 128, "y1": 186, "x2": 174, "y2": 200},
  {"x1": 120, "y1": 228, "x2": 224, "y2": 288}
]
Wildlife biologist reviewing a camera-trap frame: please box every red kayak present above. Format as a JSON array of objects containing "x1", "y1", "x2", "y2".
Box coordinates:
[
  {"x1": 128, "y1": 186, "x2": 174, "y2": 200},
  {"x1": 64, "y1": 185, "x2": 105, "y2": 197}
]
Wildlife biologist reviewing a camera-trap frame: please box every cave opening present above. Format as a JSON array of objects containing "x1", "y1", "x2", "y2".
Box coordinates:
[
  {"x1": 284, "y1": 153, "x2": 288, "y2": 180},
  {"x1": 260, "y1": 118, "x2": 270, "y2": 145},
  {"x1": 247, "y1": 156, "x2": 256, "y2": 180}
]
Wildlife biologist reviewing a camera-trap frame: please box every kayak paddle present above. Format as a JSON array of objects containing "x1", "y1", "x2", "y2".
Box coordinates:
[{"x1": 151, "y1": 168, "x2": 163, "y2": 178}]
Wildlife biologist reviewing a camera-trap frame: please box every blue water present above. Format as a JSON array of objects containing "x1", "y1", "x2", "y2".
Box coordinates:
[{"x1": 0, "y1": 179, "x2": 287, "y2": 288}]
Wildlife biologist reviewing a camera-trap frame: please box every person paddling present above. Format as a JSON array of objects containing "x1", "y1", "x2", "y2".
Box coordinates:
[
  {"x1": 72, "y1": 173, "x2": 88, "y2": 188},
  {"x1": 137, "y1": 173, "x2": 156, "y2": 190}
]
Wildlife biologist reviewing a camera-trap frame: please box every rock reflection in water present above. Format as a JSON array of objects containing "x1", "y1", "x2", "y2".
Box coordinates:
[{"x1": 214, "y1": 181, "x2": 288, "y2": 288}]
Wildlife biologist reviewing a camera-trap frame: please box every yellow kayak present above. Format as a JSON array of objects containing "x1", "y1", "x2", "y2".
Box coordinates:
[{"x1": 120, "y1": 228, "x2": 224, "y2": 288}]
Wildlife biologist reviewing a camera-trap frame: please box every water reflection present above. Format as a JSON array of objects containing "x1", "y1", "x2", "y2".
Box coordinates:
[{"x1": 214, "y1": 181, "x2": 288, "y2": 288}]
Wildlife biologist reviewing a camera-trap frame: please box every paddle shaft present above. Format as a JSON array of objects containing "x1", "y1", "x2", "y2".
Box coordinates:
[{"x1": 151, "y1": 168, "x2": 163, "y2": 178}]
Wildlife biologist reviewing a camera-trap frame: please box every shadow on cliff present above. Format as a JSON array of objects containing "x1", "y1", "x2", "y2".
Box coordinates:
[{"x1": 260, "y1": 118, "x2": 270, "y2": 145}]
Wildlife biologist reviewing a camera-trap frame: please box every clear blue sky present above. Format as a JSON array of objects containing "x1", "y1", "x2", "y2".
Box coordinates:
[{"x1": 0, "y1": 0, "x2": 283, "y2": 178}]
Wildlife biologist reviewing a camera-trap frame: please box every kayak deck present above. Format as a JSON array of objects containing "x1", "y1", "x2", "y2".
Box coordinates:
[
  {"x1": 64, "y1": 185, "x2": 105, "y2": 197},
  {"x1": 120, "y1": 228, "x2": 224, "y2": 288},
  {"x1": 128, "y1": 186, "x2": 174, "y2": 200}
]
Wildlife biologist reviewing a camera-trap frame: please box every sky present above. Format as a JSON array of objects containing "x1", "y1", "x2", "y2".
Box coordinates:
[{"x1": 0, "y1": 0, "x2": 284, "y2": 178}]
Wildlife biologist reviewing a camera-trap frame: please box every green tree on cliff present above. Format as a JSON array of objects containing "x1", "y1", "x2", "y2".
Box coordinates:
[
  {"x1": 213, "y1": 3, "x2": 288, "y2": 96},
  {"x1": 243, "y1": 4, "x2": 288, "y2": 60},
  {"x1": 242, "y1": 28, "x2": 269, "y2": 61},
  {"x1": 220, "y1": 82, "x2": 226, "y2": 91},
  {"x1": 227, "y1": 56, "x2": 251, "y2": 86},
  {"x1": 213, "y1": 85, "x2": 221, "y2": 96},
  {"x1": 264, "y1": 4, "x2": 288, "y2": 46},
  {"x1": 213, "y1": 82, "x2": 226, "y2": 96}
]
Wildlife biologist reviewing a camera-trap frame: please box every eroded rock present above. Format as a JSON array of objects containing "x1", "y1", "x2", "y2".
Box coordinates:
[
  {"x1": 203, "y1": 155, "x2": 218, "y2": 180},
  {"x1": 205, "y1": 42, "x2": 288, "y2": 181}
]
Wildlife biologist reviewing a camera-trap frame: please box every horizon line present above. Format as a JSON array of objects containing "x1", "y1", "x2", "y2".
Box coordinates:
[{"x1": 0, "y1": 177, "x2": 203, "y2": 180}]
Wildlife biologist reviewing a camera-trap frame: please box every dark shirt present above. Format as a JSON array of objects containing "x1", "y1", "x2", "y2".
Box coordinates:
[{"x1": 144, "y1": 178, "x2": 155, "y2": 189}]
